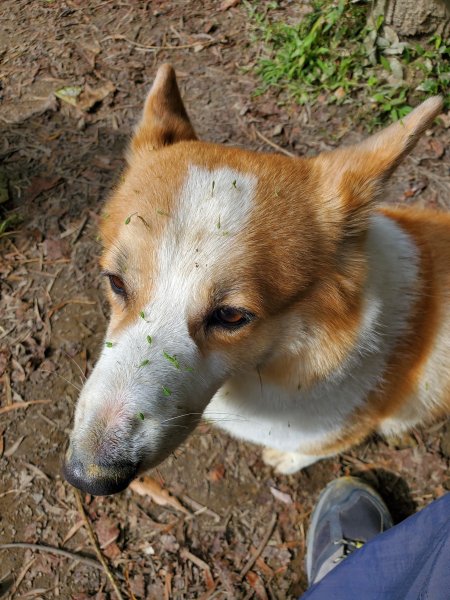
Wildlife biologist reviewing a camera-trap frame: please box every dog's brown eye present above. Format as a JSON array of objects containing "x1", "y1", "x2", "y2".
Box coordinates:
[
  {"x1": 108, "y1": 274, "x2": 126, "y2": 296},
  {"x1": 210, "y1": 307, "x2": 253, "y2": 329}
]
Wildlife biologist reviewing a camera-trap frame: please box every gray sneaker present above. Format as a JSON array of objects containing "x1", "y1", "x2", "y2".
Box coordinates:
[{"x1": 306, "y1": 476, "x2": 394, "y2": 586}]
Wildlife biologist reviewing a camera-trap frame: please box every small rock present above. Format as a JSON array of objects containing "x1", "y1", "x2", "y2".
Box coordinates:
[{"x1": 272, "y1": 124, "x2": 284, "y2": 136}]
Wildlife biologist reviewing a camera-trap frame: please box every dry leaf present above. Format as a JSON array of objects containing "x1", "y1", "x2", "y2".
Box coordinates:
[
  {"x1": 0, "y1": 400, "x2": 51, "y2": 416},
  {"x1": 103, "y1": 542, "x2": 121, "y2": 560},
  {"x1": 220, "y1": 0, "x2": 240, "y2": 10},
  {"x1": 208, "y1": 464, "x2": 225, "y2": 482},
  {"x1": 129, "y1": 573, "x2": 146, "y2": 598},
  {"x1": 94, "y1": 515, "x2": 120, "y2": 548},
  {"x1": 0, "y1": 170, "x2": 9, "y2": 205},
  {"x1": 438, "y1": 112, "x2": 450, "y2": 128},
  {"x1": 25, "y1": 177, "x2": 62, "y2": 203},
  {"x1": 429, "y1": 138, "x2": 445, "y2": 159},
  {"x1": 4, "y1": 435, "x2": 26, "y2": 458},
  {"x1": 0, "y1": 350, "x2": 10, "y2": 378},
  {"x1": 130, "y1": 476, "x2": 189, "y2": 514},
  {"x1": 55, "y1": 86, "x2": 83, "y2": 106},
  {"x1": 0, "y1": 430, "x2": 4, "y2": 459},
  {"x1": 43, "y1": 237, "x2": 71, "y2": 260},
  {"x1": 255, "y1": 555, "x2": 274, "y2": 578},
  {"x1": 0, "y1": 89, "x2": 57, "y2": 125},
  {"x1": 160, "y1": 533, "x2": 180, "y2": 553},
  {"x1": 62, "y1": 520, "x2": 84, "y2": 545},
  {"x1": 245, "y1": 571, "x2": 268, "y2": 600},
  {"x1": 334, "y1": 87, "x2": 346, "y2": 100},
  {"x1": 77, "y1": 81, "x2": 115, "y2": 112},
  {"x1": 270, "y1": 486, "x2": 293, "y2": 505}
]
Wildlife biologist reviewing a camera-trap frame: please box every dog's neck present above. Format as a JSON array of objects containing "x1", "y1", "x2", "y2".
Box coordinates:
[
  {"x1": 206, "y1": 212, "x2": 421, "y2": 449},
  {"x1": 262, "y1": 212, "x2": 421, "y2": 394}
]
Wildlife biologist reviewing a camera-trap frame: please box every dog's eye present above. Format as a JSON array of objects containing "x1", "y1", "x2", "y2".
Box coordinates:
[
  {"x1": 210, "y1": 307, "x2": 252, "y2": 329},
  {"x1": 108, "y1": 274, "x2": 126, "y2": 296}
]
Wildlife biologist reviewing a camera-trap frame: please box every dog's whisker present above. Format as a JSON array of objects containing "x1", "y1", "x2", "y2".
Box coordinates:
[
  {"x1": 160, "y1": 411, "x2": 249, "y2": 424},
  {"x1": 42, "y1": 370, "x2": 82, "y2": 393},
  {"x1": 62, "y1": 350, "x2": 87, "y2": 382}
]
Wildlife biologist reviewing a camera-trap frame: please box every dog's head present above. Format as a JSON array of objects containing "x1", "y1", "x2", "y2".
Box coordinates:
[{"x1": 63, "y1": 64, "x2": 442, "y2": 495}]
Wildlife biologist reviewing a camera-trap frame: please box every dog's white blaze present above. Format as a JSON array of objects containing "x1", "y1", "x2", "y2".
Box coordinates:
[
  {"x1": 72, "y1": 166, "x2": 257, "y2": 463},
  {"x1": 153, "y1": 164, "x2": 257, "y2": 307},
  {"x1": 206, "y1": 213, "x2": 421, "y2": 454}
]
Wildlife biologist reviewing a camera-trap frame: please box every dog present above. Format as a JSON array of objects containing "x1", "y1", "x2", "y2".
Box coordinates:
[{"x1": 63, "y1": 64, "x2": 449, "y2": 496}]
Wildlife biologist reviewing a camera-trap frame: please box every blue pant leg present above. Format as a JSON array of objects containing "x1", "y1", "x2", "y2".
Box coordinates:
[{"x1": 301, "y1": 492, "x2": 450, "y2": 600}]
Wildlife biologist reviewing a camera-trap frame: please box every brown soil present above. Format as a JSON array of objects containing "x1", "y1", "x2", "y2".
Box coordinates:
[{"x1": 1, "y1": 2, "x2": 449, "y2": 599}]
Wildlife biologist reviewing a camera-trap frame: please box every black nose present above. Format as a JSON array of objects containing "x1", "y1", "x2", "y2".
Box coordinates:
[{"x1": 62, "y1": 454, "x2": 137, "y2": 496}]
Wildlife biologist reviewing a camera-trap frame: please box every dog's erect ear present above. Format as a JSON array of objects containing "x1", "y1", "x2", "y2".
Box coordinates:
[
  {"x1": 314, "y1": 96, "x2": 443, "y2": 236},
  {"x1": 130, "y1": 64, "x2": 197, "y2": 154}
]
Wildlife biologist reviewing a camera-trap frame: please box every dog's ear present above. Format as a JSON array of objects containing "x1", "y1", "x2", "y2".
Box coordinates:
[
  {"x1": 314, "y1": 96, "x2": 443, "y2": 236},
  {"x1": 130, "y1": 64, "x2": 197, "y2": 154}
]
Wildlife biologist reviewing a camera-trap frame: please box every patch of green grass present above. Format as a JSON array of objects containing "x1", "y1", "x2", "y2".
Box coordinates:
[{"x1": 248, "y1": 0, "x2": 450, "y2": 126}]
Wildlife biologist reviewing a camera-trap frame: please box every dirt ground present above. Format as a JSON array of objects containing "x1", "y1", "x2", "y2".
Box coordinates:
[{"x1": 1, "y1": 1, "x2": 450, "y2": 599}]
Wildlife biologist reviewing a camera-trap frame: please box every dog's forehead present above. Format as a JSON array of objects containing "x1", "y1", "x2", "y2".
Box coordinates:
[
  {"x1": 101, "y1": 143, "x2": 263, "y2": 266},
  {"x1": 102, "y1": 140, "x2": 310, "y2": 238},
  {"x1": 99, "y1": 141, "x2": 318, "y2": 334},
  {"x1": 99, "y1": 143, "x2": 272, "y2": 329}
]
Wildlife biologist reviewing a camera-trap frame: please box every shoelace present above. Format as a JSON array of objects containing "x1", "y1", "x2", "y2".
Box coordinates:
[{"x1": 332, "y1": 538, "x2": 365, "y2": 563}]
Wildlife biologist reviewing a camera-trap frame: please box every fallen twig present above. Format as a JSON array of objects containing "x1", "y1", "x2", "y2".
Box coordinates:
[
  {"x1": 254, "y1": 129, "x2": 295, "y2": 158},
  {"x1": 239, "y1": 513, "x2": 277, "y2": 579},
  {"x1": 3, "y1": 372, "x2": 12, "y2": 406},
  {"x1": 0, "y1": 542, "x2": 102, "y2": 570},
  {"x1": 340, "y1": 454, "x2": 385, "y2": 471},
  {"x1": 130, "y1": 475, "x2": 190, "y2": 514},
  {"x1": 181, "y1": 549, "x2": 215, "y2": 591},
  {"x1": 74, "y1": 489, "x2": 125, "y2": 600},
  {"x1": 124, "y1": 564, "x2": 137, "y2": 600},
  {"x1": 48, "y1": 298, "x2": 96, "y2": 318},
  {"x1": 101, "y1": 34, "x2": 217, "y2": 52},
  {"x1": 0, "y1": 400, "x2": 51, "y2": 416},
  {"x1": 10, "y1": 556, "x2": 35, "y2": 596},
  {"x1": 181, "y1": 494, "x2": 221, "y2": 520}
]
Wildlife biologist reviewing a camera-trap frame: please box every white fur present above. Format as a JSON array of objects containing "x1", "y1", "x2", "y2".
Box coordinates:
[{"x1": 71, "y1": 166, "x2": 257, "y2": 468}]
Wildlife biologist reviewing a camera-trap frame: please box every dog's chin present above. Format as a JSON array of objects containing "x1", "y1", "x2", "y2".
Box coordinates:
[{"x1": 135, "y1": 443, "x2": 183, "y2": 475}]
